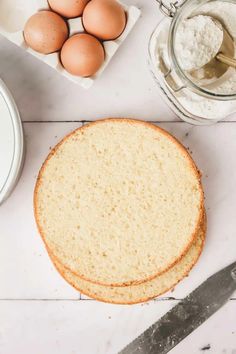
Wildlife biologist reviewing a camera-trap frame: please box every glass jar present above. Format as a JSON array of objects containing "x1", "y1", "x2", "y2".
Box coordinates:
[{"x1": 149, "y1": 0, "x2": 236, "y2": 125}]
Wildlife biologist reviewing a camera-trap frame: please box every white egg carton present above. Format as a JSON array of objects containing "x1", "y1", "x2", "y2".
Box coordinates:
[{"x1": 0, "y1": 0, "x2": 141, "y2": 88}]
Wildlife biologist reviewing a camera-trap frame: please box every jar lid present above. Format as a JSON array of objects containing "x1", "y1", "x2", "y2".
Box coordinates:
[{"x1": 0, "y1": 79, "x2": 24, "y2": 205}]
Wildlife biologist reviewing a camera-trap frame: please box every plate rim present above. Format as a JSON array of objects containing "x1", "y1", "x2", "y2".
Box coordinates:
[{"x1": 0, "y1": 79, "x2": 24, "y2": 205}]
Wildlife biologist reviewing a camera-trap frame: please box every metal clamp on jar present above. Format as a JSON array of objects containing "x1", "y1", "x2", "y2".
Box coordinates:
[{"x1": 149, "y1": 0, "x2": 236, "y2": 125}]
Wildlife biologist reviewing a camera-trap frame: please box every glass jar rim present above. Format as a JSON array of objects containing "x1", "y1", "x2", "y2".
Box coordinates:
[{"x1": 168, "y1": 0, "x2": 236, "y2": 101}]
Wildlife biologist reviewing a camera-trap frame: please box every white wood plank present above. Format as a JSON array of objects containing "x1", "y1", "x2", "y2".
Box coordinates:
[
  {"x1": 1, "y1": 122, "x2": 236, "y2": 301},
  {"x1": 0, "y1": 122, "x2": 82, "y2": 299},
  {"x1": 0, "y1": 300, "x2": 235, "y2": 354},
  {"x1": 156, "y1": 122, "x2": 236, "y2": 300},
  {"x1": 81, "y1": 122, "x2": 236, "y2": 300}
]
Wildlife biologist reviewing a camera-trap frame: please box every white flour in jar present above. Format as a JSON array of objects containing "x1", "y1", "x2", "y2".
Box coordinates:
[
  {"x1": 154, "y1": 1, "x2": 236, "y2": 120},
  {"x1": 175, "y1": 15, "x2": 223, "y2": 71}
]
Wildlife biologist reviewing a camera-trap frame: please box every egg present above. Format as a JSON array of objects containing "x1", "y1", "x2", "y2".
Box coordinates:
[
  {"x1": 82, "y1": 0, "x2": 126, "y2": 40},
  {"x1": 48, "y1": 0, "x2": 90, "y2": 18},
  {"x1": 24, "y1": 11, "x2": 68, "y2": 54},
  {"x1": 61, "y1": 34, "x2": 105, "y2": 77}
]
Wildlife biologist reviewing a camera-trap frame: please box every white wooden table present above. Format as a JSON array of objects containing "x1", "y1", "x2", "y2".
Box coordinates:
[{"x1": 0, "y1": 1, "x2": 236, "y2": 353}]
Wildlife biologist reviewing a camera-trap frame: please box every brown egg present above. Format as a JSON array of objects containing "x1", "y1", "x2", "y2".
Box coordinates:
[
  {"x1": 24, "y1": 11, "x2": 68, "y2": 54},
  {"x1": 83, "y1": 0, "x2": 126, "y2": 40},
  {"x1": 61, "y1": 34, "x2": 105, "y2": 77},
  {"x1": 48, "y1": 0, "x2": 90, "y2": 18}
]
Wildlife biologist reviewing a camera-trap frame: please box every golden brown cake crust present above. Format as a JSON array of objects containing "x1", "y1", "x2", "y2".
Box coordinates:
[{"x1": 48, "y1": 213, "x2": 206, "y2": 305}]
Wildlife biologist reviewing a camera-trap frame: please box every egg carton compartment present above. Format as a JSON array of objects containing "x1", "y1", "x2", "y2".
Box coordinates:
[{"x1": 0, "y1": 0, "x2": 141, "y2": 88}]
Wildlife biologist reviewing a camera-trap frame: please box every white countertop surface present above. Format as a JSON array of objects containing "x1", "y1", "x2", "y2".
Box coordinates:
[{"x1": 0, "y1": 1, "x2": 236, "y2": 353}]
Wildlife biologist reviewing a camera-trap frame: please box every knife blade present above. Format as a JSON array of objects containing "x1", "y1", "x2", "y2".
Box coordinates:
[{"x1": 119, "y1": 261, "x2": 236, "y2": 354}]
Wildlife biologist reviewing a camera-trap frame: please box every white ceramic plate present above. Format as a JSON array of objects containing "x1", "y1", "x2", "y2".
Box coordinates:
[{"x1": 0, "y1": 79, "x2": 24, "y2": 205}]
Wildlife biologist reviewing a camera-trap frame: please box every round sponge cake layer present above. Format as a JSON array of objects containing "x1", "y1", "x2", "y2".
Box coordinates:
[
  {"x1": 51, "y1": 215, "x2": 206, "y2": 304},
  {"x1": 34, "y1": 119, "x2": 204, "y2": 286}
]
